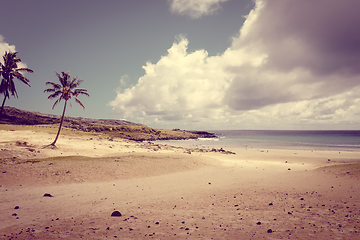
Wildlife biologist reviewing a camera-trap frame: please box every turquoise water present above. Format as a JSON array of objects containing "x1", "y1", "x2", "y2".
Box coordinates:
[{"x1": 153, "y1": 130, "x2": 360, "y2": 151}]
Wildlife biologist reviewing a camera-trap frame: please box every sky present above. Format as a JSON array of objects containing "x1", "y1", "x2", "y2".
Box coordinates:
[{"x1": 1, "y1": 0, "x2": 360, "y2": 130}]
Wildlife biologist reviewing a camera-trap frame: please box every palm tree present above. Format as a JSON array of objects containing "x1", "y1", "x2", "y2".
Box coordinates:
[
  {"x1": 0, "y1": 51, "x2": 33, "y2": 116},
  {"x1": 44, "y1": 71, "x2": 89, "y2": 147}
]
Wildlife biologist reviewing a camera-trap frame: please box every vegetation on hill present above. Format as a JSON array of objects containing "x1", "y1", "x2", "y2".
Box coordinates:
[{"x1": 0, "y1": 106, "x2": 216, "y2": 141}]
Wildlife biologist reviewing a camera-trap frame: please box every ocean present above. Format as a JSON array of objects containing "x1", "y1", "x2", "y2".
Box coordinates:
[{"x1": 153, "y1": 130, "x2": 360, "y2": 151}]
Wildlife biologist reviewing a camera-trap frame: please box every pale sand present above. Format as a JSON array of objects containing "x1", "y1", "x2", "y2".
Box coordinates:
[{"x1": 1, "y1": 129, "x2": 360, "y2": 239}]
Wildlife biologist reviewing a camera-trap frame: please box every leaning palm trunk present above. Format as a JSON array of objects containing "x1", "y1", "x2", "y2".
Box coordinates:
[
  {"x1": 0, "y1": 94, "x2": 7, "y2": 116},
  {"x1": 50, "y1": 100, "x2": 67, "y2": 146},
  {"x1": 0, "y1": 85, "x2": 10, "y2": 116},
  {"x1": 44, "y1": 71, "x2": 89, "y2": 148}
]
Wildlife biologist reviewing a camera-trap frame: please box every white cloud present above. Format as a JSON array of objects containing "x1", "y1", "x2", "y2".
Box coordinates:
[
  {"x1": 110, "y1": 0, "x2": 360, "y2": 130},
  {"x1": 0, "y1": 35, "x2": 28, "y2": 69},
  {"x1": 109, "y1": 36, "x2": 232, "y2": 125},
  {"x1": 170, "y1": 0, "x2": 228, "y2": 19},
  {"x1": 222, "y1": 0, "x2": 360, "y2": 111},
  {"x1": 0, "y1": 35, "x2": 17, "y2": 59}
]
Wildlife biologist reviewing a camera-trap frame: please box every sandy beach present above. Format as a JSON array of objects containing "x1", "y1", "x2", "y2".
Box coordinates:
[{"x1": 1, "y1": 127, "x2": 359, "y2": 239}]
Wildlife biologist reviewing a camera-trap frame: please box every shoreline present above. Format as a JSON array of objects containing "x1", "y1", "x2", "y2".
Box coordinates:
[
  {"x1": 151, "y1": 137, "x2": 360, "y2": 153},
  {"x1": 1, "y1": 128, "x2": 359, "y2": 239}
]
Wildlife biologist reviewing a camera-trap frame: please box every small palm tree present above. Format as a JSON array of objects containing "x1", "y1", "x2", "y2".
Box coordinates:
[
  {"x1": 0, "y1": 51, "x2": 33, "y2": 116},
  {"x1": 44, "y1": 71, "x2": 89, "y2": 147}
]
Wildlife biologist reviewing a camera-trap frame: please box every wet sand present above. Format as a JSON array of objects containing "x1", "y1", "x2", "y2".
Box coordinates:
[{"x1": 1, "y1": 128, "x2": 359, "y2": 239}]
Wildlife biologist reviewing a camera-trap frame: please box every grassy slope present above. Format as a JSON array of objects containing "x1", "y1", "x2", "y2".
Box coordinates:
[{"x1": 0, "y1": 107, "x2": 212, "y2": 141}]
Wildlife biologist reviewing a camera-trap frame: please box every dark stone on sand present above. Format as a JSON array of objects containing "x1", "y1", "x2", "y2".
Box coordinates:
[
  {"x1": 288, "y1": 212, "x2": 292, "y2": 215},
  {"x1": 256, "y1": 222, "x2": 261, "y2": 225},
  {"x1": 267, "y1": 229, "x2": 273, "y2": 233},
  {"x1": 111, "y1": 211, "x2": 122, "y2": 217},
  {"x1": 288, "y1": 168, "x2": 291, "y2": 170},
  {"x1": 300, "y1": 198, "x2": 304, "y2": 200},
  {"x1": 155, "y1": 222, "x2": 159, "y2": 225},
  {"x1": 12, "y1": 213, "x2": 17, "y2": 216},
  {"x1": 43, "y1": 193, "x2": 53, "y2": 197},
  {"x1": 269, "y1": 203, "x2": 273, "y2": 206},
  {"x1": 14, "y1": 206, "x2": 19, "y2": 209}
]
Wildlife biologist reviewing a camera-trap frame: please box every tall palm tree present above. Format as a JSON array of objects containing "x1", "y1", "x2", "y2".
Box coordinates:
[
  {"x1": 44, "y1": 71, "x2": 89, "y2": 147},
  {"x1": 0, "y1": 51, "x2": 33, "y2": 116}
]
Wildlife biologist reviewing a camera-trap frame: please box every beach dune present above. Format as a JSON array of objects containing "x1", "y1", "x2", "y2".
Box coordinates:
[{"x1": 1, "y1": 127, "x2": 359, "y2": 239}]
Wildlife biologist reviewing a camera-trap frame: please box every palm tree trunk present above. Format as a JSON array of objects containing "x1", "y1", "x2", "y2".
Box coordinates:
[
  {"x1": 0, "y1": 77, "x2": 10, "y2": 118},
  {"x1": 51, "y1": 100, "x2": 67, "y2": 146},
  {"x1": 0, "y1": 94, "x2": 7, "y2": 117}
]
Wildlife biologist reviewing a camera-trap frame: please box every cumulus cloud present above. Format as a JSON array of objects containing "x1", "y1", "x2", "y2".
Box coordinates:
[
  {"x1": 170, "y1": 0, "x2": 228, "y2": 19},
  {"x1": 109, "y1": 36, "x2": 231, "y2": 124},
  {"x1": 110, "y1": 0, "x2": 360, "y2": 129},
  {"x1": 0, "y1": 35, "x2": 17, "y2": 58},
  {"x1": 223, "y1": 0, "x2": 360, "y2": 111},
  {"x1": 0, "y1": 35, "x2": 28, "y2": 69}
]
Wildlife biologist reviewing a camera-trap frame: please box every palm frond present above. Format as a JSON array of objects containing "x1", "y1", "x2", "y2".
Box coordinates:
[
  {"x1": 8, "y1": 86, "x2": 18, "y2": 98},
  {"x1": 69, "y1": 76, "x2": 78, "y2": 88},
  {"x1": 55, "y1": 71, "x2": 62, "y2": 82},
  {"x1": 45, "y1": 81, "x2": 62, "y2": 89},
  {"x1": 70, "y1": 77, "x2": 83, "y2": 89},
  {"x1": 0, "y1": 79, "x2": 8, "y2": 94},
  {"x1": 47, "y1": 91, "x2": 62, "y2": 100},
  {"x1": 43, "y1": 88, "x2": 56, "y2": 93},
  {"x1": 75, "y1": 98, "x2": 85, "y2": 109},
  {"x1": 61, "y1": 71, "x2": 70, "y2": 87},
  {"x1": 55, "y1": 72, "x2": 67, "y2": 87},
  {"x1": 16, "y1": 68, "x2": 34, "y2": 73},
  {"x1": 13, "y1": 72, "x2": 31, "y2": 87},
  {"x1": 3, "y1": 52, "x2": 19, "y2": 68},
  {"x1": 52, "y1": 98, "x2": 61, "y2": 109},
  {"x1": 7, "y1": 79, "x2": 19, "y2": 97},
  {"x1": 73, "y1": 88, "x2": 89, "y2": 97}
]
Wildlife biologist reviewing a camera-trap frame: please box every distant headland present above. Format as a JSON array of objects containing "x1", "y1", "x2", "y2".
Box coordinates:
[{"x1": 0, "y1": 106, "x2": 216, "y2": 141}]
